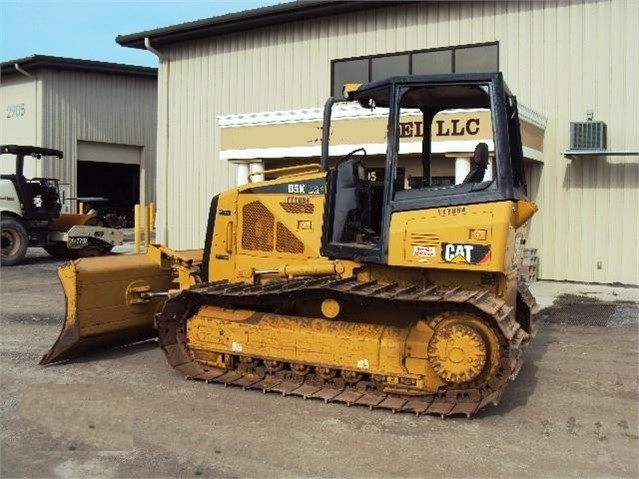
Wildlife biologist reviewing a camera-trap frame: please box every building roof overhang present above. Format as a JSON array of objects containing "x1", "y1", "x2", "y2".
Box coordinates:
[
  {"x1": 117, "y1": 1, "x2": 416, "y2": 50},
  {"x1": 0, "y1": 55, "x2": 157, "y2": 79}
]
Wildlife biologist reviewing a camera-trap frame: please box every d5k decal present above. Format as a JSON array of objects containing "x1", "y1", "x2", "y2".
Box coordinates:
[{"x1": 441, "y1": 243, "x2": 491, "y2": 265}]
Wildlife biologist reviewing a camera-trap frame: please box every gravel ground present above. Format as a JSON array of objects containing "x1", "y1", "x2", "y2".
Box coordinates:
[{"x1": 1, "y1": 249, "x2": 638, "y2": 479}]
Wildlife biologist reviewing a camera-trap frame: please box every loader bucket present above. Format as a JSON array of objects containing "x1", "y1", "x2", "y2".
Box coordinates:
[
  {"x1": 40, "y1": 253, "x2": 173, "y2": 365},
  {"x1": 49, "y1": 213, "x2": 100, "y2": 231}
]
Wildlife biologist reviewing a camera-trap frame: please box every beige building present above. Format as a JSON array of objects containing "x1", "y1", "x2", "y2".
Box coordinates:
[
  {"x1": 0, "y1": 55, "x2": 158, "y2": 218},
  {"x1": 118, "y1": 0, "x2": 638, "y2": 285}
]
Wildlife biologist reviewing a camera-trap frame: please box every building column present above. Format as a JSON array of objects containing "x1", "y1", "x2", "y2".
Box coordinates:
[
  {"x1": 236, "y1": 162, "x2": 250, "y2": 186},
  {"x1": 454, "y1": 157, "x2": 471, "y2": 184},
  {"x1": 249, "y1": 162, "x2": 265, "y2": 182},
  {"x1": 485, "y1": 157, "x2": 493, "y2": 181}
]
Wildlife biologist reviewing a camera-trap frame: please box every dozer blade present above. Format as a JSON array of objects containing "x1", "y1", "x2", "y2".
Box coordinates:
[{"x1": 40, "y1": 253, "x2": 173, "y2": 365}]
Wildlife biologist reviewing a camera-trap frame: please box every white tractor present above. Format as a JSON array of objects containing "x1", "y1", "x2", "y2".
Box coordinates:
[{"x1": 0, "y1": 144, "x2": 123, "y2": 266}]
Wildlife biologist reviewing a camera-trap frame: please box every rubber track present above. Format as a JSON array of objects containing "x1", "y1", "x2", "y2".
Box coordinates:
[{"x1": 156, "y1": 277, "x2": 538, "y2": 417}]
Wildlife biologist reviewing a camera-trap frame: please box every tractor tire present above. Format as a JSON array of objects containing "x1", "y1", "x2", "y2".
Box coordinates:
[{"x1": 1, "y1": 217, "x2": 29, "y2": 266}]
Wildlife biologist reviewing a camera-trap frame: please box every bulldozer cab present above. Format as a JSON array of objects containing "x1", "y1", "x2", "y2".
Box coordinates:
[
  {"x1": 321, "y1": 72, "x2": 527, "y2": 264},
  {"x1": 0, "y1": 145, "x2": 63, "y2": 221}
]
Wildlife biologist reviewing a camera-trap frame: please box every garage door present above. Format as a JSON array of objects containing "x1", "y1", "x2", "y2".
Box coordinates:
[
  {"x1": 77, "y1": 141, "x2": 142, "y2": 226},
  {"x1": 77, "y1": 141, "x2": 140, "y2": 165}
]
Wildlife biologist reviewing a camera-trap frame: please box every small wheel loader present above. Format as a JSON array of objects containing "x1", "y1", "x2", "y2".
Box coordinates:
[
  {"x1": 0, "y1": 145, "x2": 123, "y2": 266},
  {"x1": 41, "y1": 73, "x2": 538, "y2": 417}
]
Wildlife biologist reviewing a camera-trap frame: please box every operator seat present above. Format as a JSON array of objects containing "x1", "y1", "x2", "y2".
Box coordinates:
[
  {"x1": 463, "y1": 142, "x2": 489, "y2": 184},
  {"x1": 332, "y1": 159, "x2": 371, "y2": 243}
]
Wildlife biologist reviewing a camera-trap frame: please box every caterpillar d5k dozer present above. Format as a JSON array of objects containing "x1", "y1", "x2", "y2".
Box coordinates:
[{"x1": 42, "y1": 72, "x2": 539, "y2": 417}]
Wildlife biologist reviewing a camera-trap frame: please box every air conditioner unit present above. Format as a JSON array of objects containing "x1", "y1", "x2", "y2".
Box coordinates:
[{"x1": 570, "y1": 121, "x2": 607, "y2": 150}]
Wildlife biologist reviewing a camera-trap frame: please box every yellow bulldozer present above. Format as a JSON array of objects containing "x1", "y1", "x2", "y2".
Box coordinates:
[{"x1": 41, "y1": 73, "x2": 538, "y2": 417}]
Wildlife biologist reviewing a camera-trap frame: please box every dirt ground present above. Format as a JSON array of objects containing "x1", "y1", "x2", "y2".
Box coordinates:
[{"x1": 1, "y1": 250, "x2": 638, "y2": 479}]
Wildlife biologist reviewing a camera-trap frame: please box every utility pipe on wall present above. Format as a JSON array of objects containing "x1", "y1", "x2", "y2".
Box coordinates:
[{"x1": 144, "y1": 37, "x2": 170, "y2": 245}]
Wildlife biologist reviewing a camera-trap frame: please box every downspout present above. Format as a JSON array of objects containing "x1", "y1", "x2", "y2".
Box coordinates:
[
  {"x1": 144, "y1": 37, "x2": 162, "y2": 58},
  {"x1": 144, "y1": 37, "x2": 170, "y2": 245},
  {"x1": 14, "y1": 63, "x2": 34, "y2": 78}
]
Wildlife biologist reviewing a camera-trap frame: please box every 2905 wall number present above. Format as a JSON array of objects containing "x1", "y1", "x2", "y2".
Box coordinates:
[{"x1": 6, "y1": 104, "x2": 26, "y2": 118}]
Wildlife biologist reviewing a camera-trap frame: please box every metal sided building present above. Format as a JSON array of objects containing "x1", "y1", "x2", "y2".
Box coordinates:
[
  {"x1": 117, "y1": 0, "x2": 638, "y2": 285},
  {"x1": 0, "y1": 55, "x2": 158, "y2": 219}
]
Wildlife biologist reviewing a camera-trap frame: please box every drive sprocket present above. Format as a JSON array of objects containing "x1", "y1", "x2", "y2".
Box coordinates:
[{"x1": 428, "y1": 323, "x2": 487, "y2": 384}]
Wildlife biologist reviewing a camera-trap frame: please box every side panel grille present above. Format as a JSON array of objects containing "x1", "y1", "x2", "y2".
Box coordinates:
[
  {"x1": 280, "y1": 202, "x2": 315, "y2": 214},
  {"x1": 410, "y1": 233, "x2": 440, "y2": 246},
  {"x1": 242, "y1": 201, "x2": 274, "y2": 251},
  {"x1": 276, "y1": 222, "x2": 304, "y2": 254}
]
